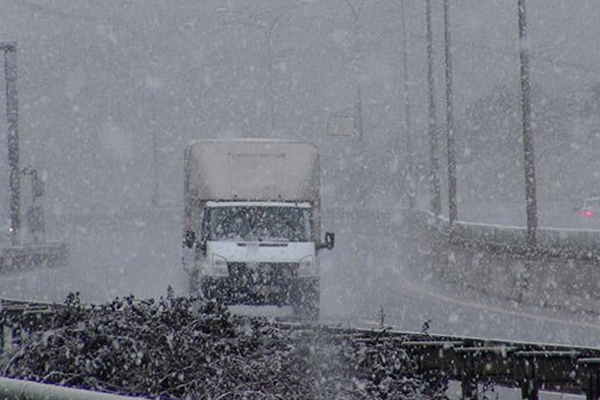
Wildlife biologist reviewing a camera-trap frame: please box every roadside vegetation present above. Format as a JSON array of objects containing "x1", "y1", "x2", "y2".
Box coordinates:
[{"x1": 1, "y1": 291, "x2": 448, "y2": 399}]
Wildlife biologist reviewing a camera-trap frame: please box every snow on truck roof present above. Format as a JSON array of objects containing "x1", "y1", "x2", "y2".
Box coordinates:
[
  {"x1": 187, "y1": 138, "x2": 314, "y2": 145},
  {"x1": 186, "y1": 139, "x2": 320, "y2": 202},
  {"x1": 205, "y1": 201, "x2": 312, "y2": 208}
]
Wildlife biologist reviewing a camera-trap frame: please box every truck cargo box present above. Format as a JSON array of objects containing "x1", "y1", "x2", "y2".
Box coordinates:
[{"x1": 186, "y1": 139, "x2": 320, "y2": 203}]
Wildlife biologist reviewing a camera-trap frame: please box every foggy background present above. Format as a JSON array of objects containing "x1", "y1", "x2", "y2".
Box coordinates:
[
  {"x1": 4, "y1": 2, "x2": 600, "y2": 358},
  {"x1": 2, "y1": 0, "x2": 600, "y2": 233}
]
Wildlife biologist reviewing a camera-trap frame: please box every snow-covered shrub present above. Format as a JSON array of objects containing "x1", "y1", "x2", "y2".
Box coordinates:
[{"x1": 1, "y1": 291, "x2": 448, "y2": 399}]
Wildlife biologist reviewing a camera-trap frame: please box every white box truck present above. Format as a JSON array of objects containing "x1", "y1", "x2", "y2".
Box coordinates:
[{"x1": 182, "y1": 139, "x2": 334, "y2": 319}]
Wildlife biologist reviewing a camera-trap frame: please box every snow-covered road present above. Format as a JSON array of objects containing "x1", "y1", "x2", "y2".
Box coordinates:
[
  {"x1": 0, "y1": 213, "x2": 187, "y2": 304},
  {"x1": 1, "y1": 210, "x2": 600, "y2": 350},
  {"x1": 321, "y1": 211, "x2": 600, "y2": 348}
]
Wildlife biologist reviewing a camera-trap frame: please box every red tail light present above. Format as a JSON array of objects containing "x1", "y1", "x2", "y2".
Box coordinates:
[{"x1": 581, "y1": 210, "x2": 593, "y2": 217}]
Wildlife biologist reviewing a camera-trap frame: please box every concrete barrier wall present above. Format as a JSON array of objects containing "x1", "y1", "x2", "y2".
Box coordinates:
[{"x1": 402, "y1": 209, "x2": 600, "y2": 314}]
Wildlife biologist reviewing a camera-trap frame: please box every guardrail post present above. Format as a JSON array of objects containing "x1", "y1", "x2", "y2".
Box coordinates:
[
  {"x1": 460, "y1": 355, "x2": 478, "y2": 400},
  {"x1": 0, "y1": 307, "x2": 4, "y2": 356},
  {"x1": 519, "y1": 359, "x2": 539, "y2": 400},
  {"x1": 587, "y1": 371, "x2": 600, "y2": 400},
  {"x1": 578, "y1": 358, "x2": 600, "y2": 400}
]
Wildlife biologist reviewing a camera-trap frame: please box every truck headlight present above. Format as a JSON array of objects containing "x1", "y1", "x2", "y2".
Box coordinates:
[
  {"x1": 298, "y1": 255, "x2": 316, "y2": 277},
  {"x1": 212, "y1": 254, "x2": 229, "y2": 277}
]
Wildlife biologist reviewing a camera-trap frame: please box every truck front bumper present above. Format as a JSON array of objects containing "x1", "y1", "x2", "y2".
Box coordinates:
[{"x1": 200, "y1": 275, "x2": 319, "y2": 307}]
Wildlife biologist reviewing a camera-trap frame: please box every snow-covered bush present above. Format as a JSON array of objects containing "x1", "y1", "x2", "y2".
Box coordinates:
[{"x1": 1, "y1": 291, "x2": 448, "y2": 399}]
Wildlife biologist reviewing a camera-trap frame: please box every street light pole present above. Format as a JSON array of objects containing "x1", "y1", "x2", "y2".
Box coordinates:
[
  {"x1": 443, "y1": 0, "x2": 457, "y2": 225},
  {"x1": 517, "y1": 0, "x2": 538, "y2": 247},
  {"x1": 400, "y1": 0, "x2": 416, "y2": 209},
  {"x1": 3, "y1": 42, "x2": 20, "y2": 245},
  {"x1": 426, "y1": 0, "x2": 441, "y2": 215},
  {"x1": 151, "y1": 121, "x2": 159, "y2": 208}
]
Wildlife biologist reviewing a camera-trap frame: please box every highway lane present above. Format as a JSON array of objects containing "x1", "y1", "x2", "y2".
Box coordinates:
[
  {"x1": 1, "y1": 209, "x2": 599, "y2": 350},
  {"x1": 0, "y1": 213, "x2": 188, "y2": 303},
  {"x1": 320, "y1": 210, "x2": 600, "y2": 349}
]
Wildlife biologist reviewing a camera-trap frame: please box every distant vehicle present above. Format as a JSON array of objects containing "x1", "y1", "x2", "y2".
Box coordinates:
[
  {"x1": 577, "y1": 196, "x2": 600, "y2": 219},
  {"x1": 181, "y1": 139, "x2": 335, "y2": 319}
]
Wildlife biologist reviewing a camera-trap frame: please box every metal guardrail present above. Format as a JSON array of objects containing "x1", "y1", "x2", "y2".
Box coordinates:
[
  {"x1": 0, "y1": 242, "x2": 69, "y2": 273},
  {"x1": 402, "y1": 208, "x2": 600, "y2": 261},
  {"x1": 277, "y1": 322, "x2": 600, "y2": 400},
  {"x1": 403, "y1": 337, "x2": 600, "y2": 400},
  {"x1": 0, "y1": 298, "x2": 66, "y2": 353}
]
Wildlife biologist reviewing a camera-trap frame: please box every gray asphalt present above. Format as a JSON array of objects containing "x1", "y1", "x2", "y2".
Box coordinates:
[{"x1": 2, "y1": 210, "x2": 600, "y2": 350}]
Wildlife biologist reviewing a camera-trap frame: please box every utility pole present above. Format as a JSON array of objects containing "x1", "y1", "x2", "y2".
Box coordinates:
[
  {"x1": 3, "y1": 42, "x2": 20, "y2": 245},
  {"x1": 151, "y1": 121, "x2": 159, "y2": 208},
  {"x1": 426, "y1": 0, "x2": 441, "y2": 215},
  {"x1": 400, "y1": 0, "x2": 416, "y2": 209},
  {"x1": 517, "y1": 0, "x2": 538, "y2": 247},
  {"x1": 342, "y1": 0, "x2": 366, "y2": 140},
  {"x1": 443, "y1": 0, "x2": 457, "y2": 225}
]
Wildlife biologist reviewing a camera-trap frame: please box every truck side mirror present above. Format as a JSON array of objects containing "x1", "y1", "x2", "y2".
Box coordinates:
[
  {"x1": 320, "y1": 232, "x2": 335, "y2": 250},
  {"x1": 197, "y1": 240, "x2": 207, "y2": 256},
  {"x1": 184, "y1": 230, "x2": 195, "y2": 248}
]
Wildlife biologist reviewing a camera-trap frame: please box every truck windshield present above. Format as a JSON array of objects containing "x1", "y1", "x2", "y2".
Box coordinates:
[{"x1": 204, "y1": 206, "x2": 312, "y2": 242}]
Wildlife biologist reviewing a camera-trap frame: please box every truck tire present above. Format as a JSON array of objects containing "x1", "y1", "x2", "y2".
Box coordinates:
[
  {"x1": 188, "y1": 271, "x2": 200, "y2": 295},
  {"x1": 200, "y1": 278, "x2": 227, "y2": 303},
  {"x1": 291, "y1": 279, "x2": 320, "y2": 321}
]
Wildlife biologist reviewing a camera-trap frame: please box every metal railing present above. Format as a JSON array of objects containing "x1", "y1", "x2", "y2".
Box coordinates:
[
  {"x1": 0, "y1": 298, "x2": 65, "y2": 352},
  {"x1": 277, "y1": 322, "x2": 600, "y2": 400},
  {"x1": 402, "y1": 208, "x2": 600, "y2": 260}
]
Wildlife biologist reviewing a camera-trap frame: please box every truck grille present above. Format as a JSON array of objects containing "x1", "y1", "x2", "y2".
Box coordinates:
[
  {"x1": 207, "y1": 262, "x2": 301, "y2": 305},
  {"x1": 228, "y1": 262, "x2": 298, "y2": 287}
]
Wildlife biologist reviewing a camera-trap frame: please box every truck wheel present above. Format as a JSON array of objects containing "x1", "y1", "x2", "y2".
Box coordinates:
[
  {"x1": 292, "y1": 279, "x2": 320, "y2": 321},
  {"x1": 300, "y1": 296, "x2": 320, "y2": 321},
  {"x1": 188, "y1": 271, "x2": 200, "y2": 295}
]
